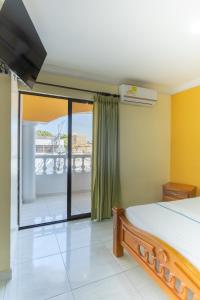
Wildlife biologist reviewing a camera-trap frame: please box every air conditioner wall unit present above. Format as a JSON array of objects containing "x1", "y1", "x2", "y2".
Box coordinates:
[{"x1": 119, "y1": 84, "x2": 158, "y2": 106}]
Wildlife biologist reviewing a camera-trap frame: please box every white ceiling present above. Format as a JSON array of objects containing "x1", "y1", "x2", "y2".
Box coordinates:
[{"x1": 23, "y1": 0, "x2": 200, "y2": 93}]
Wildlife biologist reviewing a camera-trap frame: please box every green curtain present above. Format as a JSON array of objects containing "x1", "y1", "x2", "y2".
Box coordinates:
[{"x1": 91, "y1": 94, "x2": 121, "y2": 221}]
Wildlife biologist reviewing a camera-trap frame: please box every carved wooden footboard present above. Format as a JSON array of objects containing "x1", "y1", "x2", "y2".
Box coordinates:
[{"x1": 113, "y1": 208, "x2": 200, "y2": 300}]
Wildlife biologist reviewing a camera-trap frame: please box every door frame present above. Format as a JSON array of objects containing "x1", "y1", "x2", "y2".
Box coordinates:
[{"x1": 18, "y1": 91, "x2": 93, "y2": 230}]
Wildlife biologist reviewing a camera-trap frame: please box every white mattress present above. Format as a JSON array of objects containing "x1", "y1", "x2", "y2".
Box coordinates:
[{"x1": 125, "y1": 197, "x2": 200, "y2": 270}]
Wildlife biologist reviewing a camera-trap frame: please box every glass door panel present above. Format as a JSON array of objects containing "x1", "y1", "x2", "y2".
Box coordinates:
[
  {"x1": 20, "y1": 94, "x2": 68, "y2": 227},
  {"x1": 71, "y1": 102, "x2": 93, "y2": 217}
]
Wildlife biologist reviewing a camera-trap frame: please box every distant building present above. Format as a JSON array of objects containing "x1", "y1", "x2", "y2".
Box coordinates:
[
  {"x1": 35, "y1": 136, "x2": 65, "y2": 154},
  {"x1": 72, "y1": 133, "x2": 87, "y2": 145},
  {"x1": 35, "y1": 134, "x2": 91, "y2": 155}
]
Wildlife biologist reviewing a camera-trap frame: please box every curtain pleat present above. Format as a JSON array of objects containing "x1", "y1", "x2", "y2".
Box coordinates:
[{"x1": 91, "y1": 94, "x2": 121, "y2": 221}]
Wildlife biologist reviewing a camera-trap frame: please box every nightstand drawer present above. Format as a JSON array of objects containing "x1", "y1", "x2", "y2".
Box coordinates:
[
  {"x1": 163, "y1": 195, "x2": 180, "y2": 201},
  {"x1": 164, "y1": 190, "x2": 187, "y2": 199}
]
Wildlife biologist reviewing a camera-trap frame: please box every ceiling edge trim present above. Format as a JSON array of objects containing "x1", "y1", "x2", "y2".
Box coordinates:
[{"x1": 169, "y1": 78, "x2": 200, "y2": 95}]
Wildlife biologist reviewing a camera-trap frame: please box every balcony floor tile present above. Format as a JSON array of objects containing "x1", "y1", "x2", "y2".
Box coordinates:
[{"x1": 20, "y1": 192, "x2": 91, "y2": 227}]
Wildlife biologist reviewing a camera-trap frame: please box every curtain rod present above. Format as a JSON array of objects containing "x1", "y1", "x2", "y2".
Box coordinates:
[{"x1": 36, "y1": 81, "x2": 119, "y2": 97}]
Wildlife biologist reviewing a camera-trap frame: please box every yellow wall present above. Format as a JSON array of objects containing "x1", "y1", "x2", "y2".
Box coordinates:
[
  {"x1": 0, "y1": 75, "x2": 11, "y2": 275},
  {"x1": 10, "y1": 75, "x2": 19, "y2": 267},
  {"x1": 21, "y1": 72, "x2": 171, "y2": 207},
  {"x1": 171, "y1": 87, "x2": 200, "y2": 193},
  {"x1": 0, "y1": 75, "x2": 18, "y2": 278}
]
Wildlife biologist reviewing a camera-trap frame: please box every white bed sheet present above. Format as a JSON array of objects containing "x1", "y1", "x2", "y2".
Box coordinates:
[{"x1": 125, "y1": 197, "x2": 200, "y2": 270}]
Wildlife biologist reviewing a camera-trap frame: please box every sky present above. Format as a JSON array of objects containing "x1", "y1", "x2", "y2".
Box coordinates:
[{"x1": 36, "y1": 112, "x2": 93, "y2": 142}]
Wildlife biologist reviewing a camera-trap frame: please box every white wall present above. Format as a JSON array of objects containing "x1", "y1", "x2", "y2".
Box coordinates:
[
  {"x1": 36, "y1": 172, "x2": 91, "y2": 196},
  {"x1": 0, "y1": 70, "x2": 170, "y2": 281},
  {"x1": 21, "y1": 72, "x2": 171, "y2": 207},
  {"x1": 120, "y1": 94, "x2": 171, "y2": 207}
]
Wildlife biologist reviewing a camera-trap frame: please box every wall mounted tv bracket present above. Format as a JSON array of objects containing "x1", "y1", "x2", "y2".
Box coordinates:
[{"x1": 0, "y1": 60, "x2": 9, "y2": 74}]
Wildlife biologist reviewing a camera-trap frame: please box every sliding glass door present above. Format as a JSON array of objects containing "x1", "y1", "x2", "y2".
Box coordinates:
[
  {"x1": 70, "y1": 101, "x2": 93, "y2": 218},
  {"x1": 19, "y1": 93, "x2": 93, "y2": 228}
]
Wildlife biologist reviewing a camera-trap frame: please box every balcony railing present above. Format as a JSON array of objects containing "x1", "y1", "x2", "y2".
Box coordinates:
[{"x1": 35, "y1": 154, "x2": 92, "y2": 175}]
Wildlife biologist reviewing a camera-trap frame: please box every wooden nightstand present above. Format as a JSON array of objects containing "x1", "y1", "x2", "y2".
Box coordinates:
[{"x1": 162, "y1": 182, "x2": 197, "y2": 201}]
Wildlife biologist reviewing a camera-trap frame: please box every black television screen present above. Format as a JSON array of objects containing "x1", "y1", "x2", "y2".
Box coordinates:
[{"x1": 0, "y1": 0, "x2": 47, "y2": 88}]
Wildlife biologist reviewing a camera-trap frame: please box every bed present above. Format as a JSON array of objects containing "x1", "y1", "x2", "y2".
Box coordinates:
[{"x1": 113, "y1": 198, "x2": 200, "y2": 300}]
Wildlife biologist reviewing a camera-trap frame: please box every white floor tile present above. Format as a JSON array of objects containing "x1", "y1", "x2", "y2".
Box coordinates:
[
  {"x1": 20, "y1": 215, "x2": 55, "y2": 227},
  {"x1": 50, "y1": 292, "x2": 74, "y2": 300},
  {"x1": 56, "y1": 219, "x2": 112, "y2": 252},
  {"x1": 73, "y1": 273, "x2": 142, "y2": 300},
  {"x1": 9, "y1": 214, "x2": 169, "y2": 300},
  {"x1": 17, "y1": 224, "x2": 56, "y2": 238},
  {"x1": 4, "y1": 255, "x2": 70, "y2": 300},
  {"x1": 62, "y1": 244, "x2": 122, "y2": 289},
  {"x1": 14, "y1": 233, "x2": 60, "y2": 263},
  {"x1": 56, "y1": 220, "x2": 92, "y2": 252},
  {"x1": 114, "y1": 251, "x2": 138, "y2": 271},
  {"x1": 138, "y1": 281, "x2": 169, "y2": 300},
  {"x1": 124, "y1": 265, "x2": 169, "y2": 299},
  {"x1": 104, "y1": 240, "x2": 138, "y2": 271},
  {"x1": 124, "y1": 265, "x2": 155, "y2": 289}
]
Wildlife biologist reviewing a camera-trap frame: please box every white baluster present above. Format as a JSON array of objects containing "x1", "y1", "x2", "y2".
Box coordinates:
[
  {"x1": 81, "y1": 157, "x2": 85, "y2": 172},
  {"x1": 72, "y1": 156, "x2": 75, "y2": 172},
  {"x1": 89, "y1": 156, "x2": 92, "y2": 170},
  {"x1": 63, "y1": 157, "x2": 67, "y2": 173},
  {"x1": 43, "y1": 158, "x2": 47, "y2": 174},
  {"x1": 53, "y1": 157, "x2": 57, "y2": 174},
  {"x1": 57, "y1": 157, "x2": 61, "y2": 173}
]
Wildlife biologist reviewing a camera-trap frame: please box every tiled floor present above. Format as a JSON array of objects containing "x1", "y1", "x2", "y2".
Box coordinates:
[
  {"x1": 0, "y1": 219, "x2": 169, "y2": 300},
  {"x1": 20, "y1": 192, "x2": 91, "y2": 227}
]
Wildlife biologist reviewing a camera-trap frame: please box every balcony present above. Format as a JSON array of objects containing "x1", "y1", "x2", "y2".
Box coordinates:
[
  {"x1": 20, "y1": 95, "x2": 93, "y2": 227},
  {"x1": 20, "y1": 153, "x2": 92, "y2": 227}
]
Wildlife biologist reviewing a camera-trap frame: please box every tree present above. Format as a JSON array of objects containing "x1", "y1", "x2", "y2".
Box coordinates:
[
  {"x1": 36, "y1": 130, "x2": 53, "y2": 137},
  {"x1": 60, "y1": 134, "x2": 68, "y2": 139}
]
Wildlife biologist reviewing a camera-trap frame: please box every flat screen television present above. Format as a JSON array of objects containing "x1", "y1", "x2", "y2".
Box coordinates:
[{"x1": 0, "y1": 0, "x2": 47, "y2": 88}]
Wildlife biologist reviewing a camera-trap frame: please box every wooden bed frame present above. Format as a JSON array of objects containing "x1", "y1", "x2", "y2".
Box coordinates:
[{"x1": 113, "y1": 207, "x2": 200, "y2": 300}]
